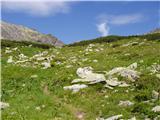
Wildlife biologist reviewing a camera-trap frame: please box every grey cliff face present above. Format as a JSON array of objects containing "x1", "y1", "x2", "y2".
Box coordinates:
[{"x1": 1, "y1": 21, "x2": 64, "y2": 47}]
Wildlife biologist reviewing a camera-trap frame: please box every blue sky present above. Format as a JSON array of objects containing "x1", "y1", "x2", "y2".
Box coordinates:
[{"x1": 1, "y1": 1, "x2": 160, "y2": 44}]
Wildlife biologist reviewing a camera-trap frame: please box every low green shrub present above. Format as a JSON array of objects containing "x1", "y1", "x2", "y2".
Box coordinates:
[{"x1": 1, "y1": 39, "x2": 54, "y2": 49}]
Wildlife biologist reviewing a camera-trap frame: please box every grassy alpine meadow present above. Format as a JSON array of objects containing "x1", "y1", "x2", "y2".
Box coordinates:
[{"x1": 1, "y1": 35, "x2": 160, "y2": 120}]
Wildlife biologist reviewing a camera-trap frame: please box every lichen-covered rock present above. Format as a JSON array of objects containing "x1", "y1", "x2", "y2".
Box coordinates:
[{"x1": 107, "y1": 64, "x2": 140, "y2": 81}]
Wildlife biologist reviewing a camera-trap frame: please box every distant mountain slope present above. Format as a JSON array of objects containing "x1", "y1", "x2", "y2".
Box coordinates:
[
  {"x1": 1, "y1": 21, "x2": 64, "y2": 47},
  {"x1": 149, "y1": 28, "x2": 160, "y2": 34},
  {"x1": 68, "y1": 33, "x2": 160, "y2": 47}
]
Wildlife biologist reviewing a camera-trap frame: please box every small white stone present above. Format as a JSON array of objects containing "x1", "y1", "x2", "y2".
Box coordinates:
[
  {"x1": 105, "y1": 114, "x2": 123, "y2": 120},
  {"x1": 104, "y1": 95, "x2": 109, "y2": 98},
  {"x1": 41, "y1": 62, "x2": 51, "y2": 69},
  {"x1": 7, "y1": 56, "x2": 13, "y2": 63},
  {"x1": 128, "y1": 62, "x2": 138, "y2": 70},
  {"x1": 128, "y1": 116, "x2": 136, "y2": 120},
  {"x1": 118, "y1": 100, "x2": 134, "y2": 107},
  {"x1": 93, "y1": 59, "x2": 98, "y2": 63},
  {"x1": 106, "y1": 78, "x2": 121, "y2": 87},
  {"x1": 5, "y1": 50, "x2": 12, "y2": 54},
  {"x1": 0, "y1": 102, "x2": 9, "y2": 109},
  {"x1": 152, "y1": 105, "x2": 160, "y2": 112},
  {"x1": 104, "y1": 84, "x2": 114, "y2": 89},
  {"x1": 12, "y1": 47, "x2": 18, "y2": 51},
  {"x1": 41, "y1": 105, "x2": 45, "y2": 108},
  {"x1": 36, "y1": 57, "x2": 45, "y2": 61},
  {"x1": 63, "y1": 84, "x2": 88, "y2": 93},
  {"x1": 139, "y1": 60, "x2": 144, "y2": 63},
  {"x1": 31, "y1": 75, "x2": 38, "y2": 78},
  {"x1": 119, "y1": 82, "x2": 130, "y2": 87},
  {"x1": 35, "y1": 106, "x2": 41, "y2": 111},
  {"x1": 66, "y1": 65, "x2": 73, "y2": 68},
  {"x1": 156, "y1": 74, "x2": 160, "y2": 79},
  {"x1": 152, "y1": 90, "x2": 159, "y2": 100}
]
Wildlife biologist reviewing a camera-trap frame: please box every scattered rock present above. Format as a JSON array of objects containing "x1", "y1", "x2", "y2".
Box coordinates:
[
  {"x1": 41, "y1": 62, "x2": 51, "y2": 69},
  {"x1": 72, "y1": 67, "x2": 106, "y2": 84},
  {"x1": 128, "y1": 62, "x2": 138, "y2": 70},
  {"x1": 93, "y1": 59, "x2": 98, "y2": 63},
  {"x1": 139, "y1": 60, "x2": 144, "y2": 63},
  {"x1": 104, "y1": 95, "x2": 109, "y2": 98},
  {"x1": 118, "y1": 100, "x2": 134, "y2": 107},
  {"x1": 118, "y1": 82, "x2": 130, "y2": 87},
  {"x1": 7, "y1": 56, "x2": 13, "y2": 63},
  {"x1": 150, "y1": 64, "x2": 160, "y2": 73},
  {"x1": 43, "y1": 85, "x2": 50, "y2": 95},
  {"x1": 105, "y1": 78, "x2": 121, "y2": 87},
  {"x1": 35, "y1": 106, "x2": 41, "y2": 111},
  {"x1": 63, "y1": 84, "x2": 88, "y2": 93},
  {"x1": 124, "y1": 53, "x2": 130, "y2": 56},
  {"x1": 31, "y1": 75, "x2": 38, "y2": 78},
  {"x1": 156, "y1": 74, "x2": 160, "y2": 79},
  {"x1": 66, "y1": 65, "x2": 73, "y2": 68},
  {"x1": 0, "y1": 102, "x2": 9, "y2": 109},
  {"x1": 97, "y1": 114, "x2": 123, "y2": 120},
  {"x1": 65, "y1": 63, "x2": 138, "y2": 93},
  {"x1": 22, "y1": 84, "x2": 25, "y2": 87},
  {"x1": 104, "y1": 84, "x2": 114, "y2": 89},
  {"x1": 41, "y1": 105, "x2": 45, "y2": 108},
  {"x1": 152, "y1": 105, "x2": 160, "y2": 112},
  {"x1": 75, "y1": 111, "x2": 85, "y2": 120},
  {"x1": 19, "y1": 53, "x2": 27, "y2": 58},
  {"x1": 36, "y1": 57, "x2": 45, "y2": 61},
  {"x1": 107, "y1": 64, "x2": 140, "y2": 82},
  {"x1": 152, "y1": 90, "x2": 159, "y2": 100},
  {"x1": 122, "y1": 42, "x2": 139, "y2": 47},
  {"x1": 105, "y1": 114, "x2": 123, "y2": 120},
  {"x1": 128, "y1": 116, "x2": 136, "y2": 120},
  {"x1": 5, "y1": 49, "x2": 12, "y2": 54}
]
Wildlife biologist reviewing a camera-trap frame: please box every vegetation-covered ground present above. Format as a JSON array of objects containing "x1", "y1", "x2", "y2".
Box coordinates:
[{"x1": 1, "y1": 35, "x2": 160, "y2": 120}]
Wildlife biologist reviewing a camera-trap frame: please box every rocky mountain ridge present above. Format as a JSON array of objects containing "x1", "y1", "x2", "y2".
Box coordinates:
[{"x1": 1, "y1": 21, "x2": 64, "y2": 47}]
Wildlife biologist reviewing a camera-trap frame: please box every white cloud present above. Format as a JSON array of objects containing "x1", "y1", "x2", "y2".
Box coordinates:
[
  {"x1": 97, "y1": 22, "x2": 109, "y2": 36},
  {"x1": 96, "y1": 13, "x2": 143, "y2": 36},
  {"x1": 110, "y1": 14, "x2": 142, "y2": 25},
  {"x1": 2, "y1": 1, "x2": 71, "y2": 17},
  {"x1": 98, "y1": 14, "x2": 143, "y2": 25}
]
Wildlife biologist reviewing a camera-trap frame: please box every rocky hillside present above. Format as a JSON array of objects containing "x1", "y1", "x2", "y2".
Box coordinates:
[
  {"x1": 1, "y1": 21, "x2": 64, "y2": 47},
  {"x1": 1, "y1": 34, "x2": 160, "y2": 120}
]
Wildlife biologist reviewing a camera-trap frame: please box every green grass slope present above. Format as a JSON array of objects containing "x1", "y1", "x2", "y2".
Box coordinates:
[{"x1": 1, "y1": 34, "x2": 160, "y2": 120}]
